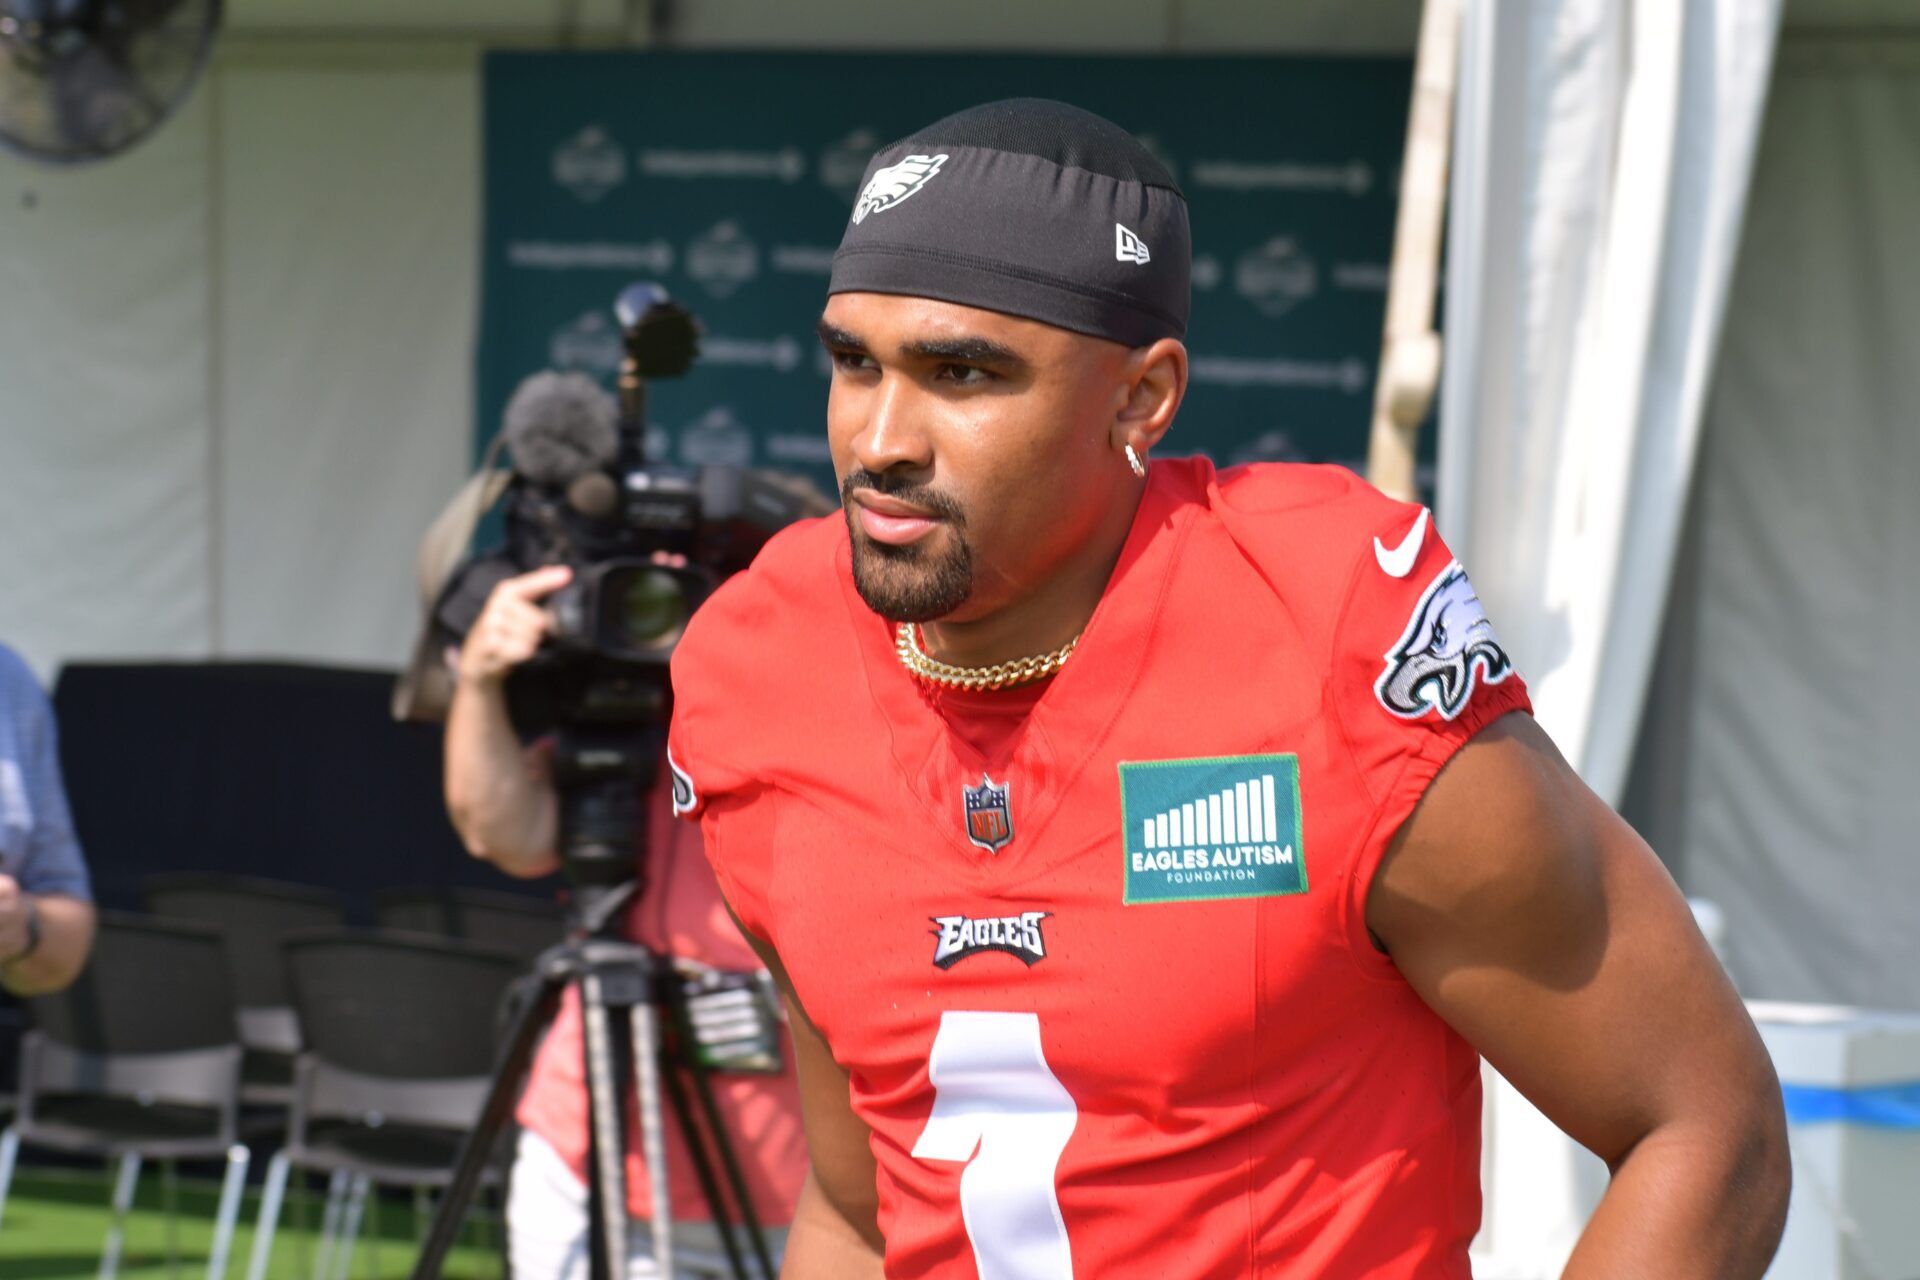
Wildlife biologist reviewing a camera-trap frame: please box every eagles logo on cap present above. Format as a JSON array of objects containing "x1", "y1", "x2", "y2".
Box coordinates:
[{"x1": 851, "y1": 153, "x2": 948, "y2": 224}]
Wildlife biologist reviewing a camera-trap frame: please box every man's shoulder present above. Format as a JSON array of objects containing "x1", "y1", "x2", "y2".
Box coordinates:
[
  {"x1": 1185, "y1": 460, "x2": 1425, "y2": 632},
  {"x1": 0, "y1": 644, "x2": 50, "y2": 733},
  {"x1": 683, "y1": 514, "x2": 847, "y2": 656},
  {"x1": 670, "y1": 514, "x2": 864, "y2": 770},
  {"x1": 1208, "y1": 460, "x2": 1412, "y2": 541},
  {"x1": 0, "y1": 644, "x2": 39, "y2": 695}
]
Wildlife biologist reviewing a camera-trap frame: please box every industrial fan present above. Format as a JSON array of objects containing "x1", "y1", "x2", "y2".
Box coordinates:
[{"x1": 0, "y1": 0, "x2": 219, "y2": 164}]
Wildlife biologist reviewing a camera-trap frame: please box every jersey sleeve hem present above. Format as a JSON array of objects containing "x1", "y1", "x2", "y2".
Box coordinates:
[{"x1": 1337, "y1": 686, "x2": 1535, "y2": 983}]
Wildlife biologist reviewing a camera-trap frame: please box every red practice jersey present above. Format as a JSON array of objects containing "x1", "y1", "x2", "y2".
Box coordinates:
[{"x1": 668, "y1": 458, "x2": 1531, "y2": 1278}]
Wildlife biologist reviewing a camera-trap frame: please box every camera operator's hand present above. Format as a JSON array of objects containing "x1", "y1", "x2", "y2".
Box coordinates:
[{"x1": 458, "y1": 565, "x2": 572, "y2": 687}]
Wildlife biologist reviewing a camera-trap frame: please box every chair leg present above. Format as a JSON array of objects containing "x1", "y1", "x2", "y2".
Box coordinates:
[
  {"x1": 330, "y1": 1175, "x2": 370, "y2": 1280},
  {"x1": 163, "y1": 1159, "x2": 181, "y2": 1280},
  {"x1": 244, "y1": 1152, "x2": 293, "y2": 1280},
  {"x1": 311, "y1": 1170, "x2": 349, "y2": 1280},
  {"x1": 99, "y1": 1151, "x2": 143, "y2": 1280},
  {"x1": 0, "y1": 1127, "x2": 20, "y2": 1233},
  {"x1": 204, "y1": 1145, "x2": 250, "y2": 1280}
]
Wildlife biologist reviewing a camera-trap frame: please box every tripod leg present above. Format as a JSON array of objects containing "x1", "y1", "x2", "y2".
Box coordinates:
[
  {"x1": 677, "y1": 1060, "x2": 776, "y2": 1280},
  {"x1": 581, "y1": 974, "x2": 632, "y2": 1280},
  {"x1": 409, "y1": 963, "x2": 570, "y2": 1280},
  {"x1": 662, "y1": 993, "x2": 774, "y2": 1280},
  {"x1": 655, "y1": 1063, "x2": 751, "y2": 1280},
  {"x1": 625, "y1": 998, "x2": 678, "y2": 1280}
]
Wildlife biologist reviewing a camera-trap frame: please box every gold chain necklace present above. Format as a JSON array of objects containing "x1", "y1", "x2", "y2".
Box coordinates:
[{"x1": 895, "y1": 622, "x2": 1079, "y2": 692}]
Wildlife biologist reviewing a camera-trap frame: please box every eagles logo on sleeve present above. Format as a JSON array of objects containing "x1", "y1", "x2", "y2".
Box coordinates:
[
  {"x1": 667, "y1": 748, "x2": 698, "y2": 817},
  {"x1": 1376, "y1": 561, "x2": 1515, "y2": 721},
  {"x1": 851, "y1": 153, "x2": 948, "y2": 224}
]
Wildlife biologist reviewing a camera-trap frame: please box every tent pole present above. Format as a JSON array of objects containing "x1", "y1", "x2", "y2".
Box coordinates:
[{"x1": 1366, "y1": 0, "x2": 1465, "y2": 502}]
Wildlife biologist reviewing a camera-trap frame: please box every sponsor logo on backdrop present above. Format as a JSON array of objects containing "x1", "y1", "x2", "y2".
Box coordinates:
[
  {"x1": 507, "y1": 240, "x2": 675, "y2": 273},
  {"x1": 679, "y1": 407, "x2": 754, "y2": 468},
  {"x1": 1191, "y1": 158, "x2": 1373, "y2": 196},
  {"x1": 930, "y1": 911, "x2": 1049, "y2": 969},
  {"x1": 852, "y1": 153, "x2": 948, "y2": 224},
  {"x1": 1333, "y1": 262, "x2": 1390, "y2": 292},
  {"x1": 766, "y1": 434, "x2": 832, "y2": 465},
  {"x1": 1192, "y1": 253, "x2": 1222, "y2": 291},
  {"x1": 552, "y1": 125, "x2": 628, "y2": 203},
  {"x1": 819, "y1": 127, "x2": 882, "y2": 199},
  {"x1": 1229, "y1": 429, "x2": 1312, "y2": 465},
  {"x1": 638, "y1": 147, "x2": 805, "y2": 182},
  {"x1": 770, "y1": 245, "x2": 838, "y2": 275},
  {"x1": 1189, "y1": 355, "x2": 1369, "y2": 395},
  {"x1": 1235, "y1": 237, "x2": 1319, "y2": 318},
  {"x1": 686, "y1": 221, "x2": 760, "y2": 299},
  {"x1": 549, "y1": 311, "x2": 623, "y2": 376},
  {"x1": 700, "y1": 334, "x2": 803, "y2": 372}
]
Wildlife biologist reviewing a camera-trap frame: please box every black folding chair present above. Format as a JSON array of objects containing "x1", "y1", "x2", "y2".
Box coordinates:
[
  {"x1": 375, "y1": 885, "x2": 565, "y2": 962},
  {"x1": 0, "y1": 912, "x2": 250, "y2": 1280},
  {"x1": 244, "y1": 928, "x2": 521, "y2": 1280},
  {"x1": 143, "y1": 873, "x2": 348, "y2": 1107}
]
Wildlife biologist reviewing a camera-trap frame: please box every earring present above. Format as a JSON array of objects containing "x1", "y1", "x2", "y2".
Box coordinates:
[{"x1": 1125, "y1": 444, "x2": 1148, "y2": 478}]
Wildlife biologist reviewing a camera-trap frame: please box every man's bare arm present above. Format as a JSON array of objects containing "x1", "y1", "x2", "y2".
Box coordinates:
[
  {"x1": 444, "y1": 567, "x2": 570, "y2": 877},
  {"x1": 0, "y1": 883, "x2": 95, "y2": 996},
  {"x1": 1368, "y1": 713, "x2": 1790, "y2": 1278},
  {"x1": 728, "y1": 907, "x2": 884, "y2": 1277}
]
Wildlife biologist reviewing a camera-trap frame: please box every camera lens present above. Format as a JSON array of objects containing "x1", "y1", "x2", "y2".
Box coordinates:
[{"x1": 616, "y1": 567, "x2": 690, "y2": 653}]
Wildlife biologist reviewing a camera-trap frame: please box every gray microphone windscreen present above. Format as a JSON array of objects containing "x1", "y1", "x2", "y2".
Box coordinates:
[{"x1": 502, "y1": 371, "x2": 618, "y2": 487}]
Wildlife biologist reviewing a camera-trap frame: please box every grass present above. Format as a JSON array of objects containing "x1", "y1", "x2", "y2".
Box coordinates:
[{"x1": 0, "y1": 1164, "x2": 505, "y2": 1280}]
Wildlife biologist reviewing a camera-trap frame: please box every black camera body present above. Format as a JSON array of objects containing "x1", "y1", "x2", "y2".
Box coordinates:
[{"x1": 433, "y1": 284, "x2": 825, "y2": 888}]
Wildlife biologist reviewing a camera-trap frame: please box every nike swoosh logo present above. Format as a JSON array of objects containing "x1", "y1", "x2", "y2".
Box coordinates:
[{"x1": 1374, "y1": 507, "x2": 1429, "y2": 578}]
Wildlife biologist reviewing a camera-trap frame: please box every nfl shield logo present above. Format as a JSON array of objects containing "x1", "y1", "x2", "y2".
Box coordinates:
[{"x1": 962, "y1": 774, "x2": 1014, "y2": 854}]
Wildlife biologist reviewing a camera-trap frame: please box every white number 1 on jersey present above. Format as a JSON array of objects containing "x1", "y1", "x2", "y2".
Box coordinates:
[{"x1": 911, "y1": 1011, "x2": 1078, "y2": 1279}]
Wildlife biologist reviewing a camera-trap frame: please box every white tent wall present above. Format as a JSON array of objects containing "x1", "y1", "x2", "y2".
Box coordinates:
[
  {"x1": 213, "y1": 49, "x2": 479, "y2": 668},
  {"x1": 0, "y1": 90, "x2": 216, "y2": 677},
  {"x1": 0, "y1": 42, "x2": 480, "y2": 683},
  {"x1": 1625, "y1": 34, "x2": 1920, "y2": 1010}
]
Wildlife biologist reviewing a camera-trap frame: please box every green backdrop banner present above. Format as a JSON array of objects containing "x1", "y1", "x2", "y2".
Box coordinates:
[{"x1": 480, "y1": 51, "x2": 1417, "y2": 495}]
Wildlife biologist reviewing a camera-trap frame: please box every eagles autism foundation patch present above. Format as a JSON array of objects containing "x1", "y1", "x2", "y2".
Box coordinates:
[{"x1": 1118, "y1": 754, "x2": 1306, "y2": 905}]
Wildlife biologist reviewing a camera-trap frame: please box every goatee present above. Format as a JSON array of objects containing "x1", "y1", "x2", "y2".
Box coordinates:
[{"x1": 841, "y1": 468, "x2": 974, "y2": 622}]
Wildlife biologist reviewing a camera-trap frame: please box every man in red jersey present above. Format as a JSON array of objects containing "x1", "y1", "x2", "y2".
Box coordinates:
[{"x1": 666, "y1": 99, "x2": 1790, "y2": 1278}]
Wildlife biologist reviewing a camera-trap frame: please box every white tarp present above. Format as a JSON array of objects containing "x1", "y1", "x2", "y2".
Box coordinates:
[
  {"x1": 1439, "y1": 0, "x2": 1781, "y2": 806},
  {"x1": 0, "y1": 48, "x2": 478, "y2": 683},
  {"x1": 0, "y1": 90, "x2": 216, "y2": 672},
  {"x1": 1670, "y1": 39, "x2": 1920, "y2": 1012},
  {"x1": 1439, "y1": 1, "x2": 1782, "y2": 1275}
]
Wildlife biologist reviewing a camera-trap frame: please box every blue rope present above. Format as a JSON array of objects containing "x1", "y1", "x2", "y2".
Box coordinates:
[{"x1": 1781, "y1": 1081, "x2": 1920, "y2": 1129}]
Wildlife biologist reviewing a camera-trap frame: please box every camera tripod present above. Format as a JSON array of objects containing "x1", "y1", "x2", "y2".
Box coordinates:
[{"x1": 411, "y1": 837, "x2": 777, "y2": 1280}]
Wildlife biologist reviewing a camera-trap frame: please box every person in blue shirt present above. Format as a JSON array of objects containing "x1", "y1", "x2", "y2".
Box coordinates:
[{"x1": 0, "y1": 644, "x2": 96, "y2": 994}]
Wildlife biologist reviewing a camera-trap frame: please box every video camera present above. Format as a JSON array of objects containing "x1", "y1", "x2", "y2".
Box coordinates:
[{"x1": 425, "y1": 282, "x2": 828, "y2": 889}]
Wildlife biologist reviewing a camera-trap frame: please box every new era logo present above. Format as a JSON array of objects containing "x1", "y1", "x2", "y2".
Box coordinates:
[{"x1": 1115, "y1": 223, "x2": 1151, "y2": 265}]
